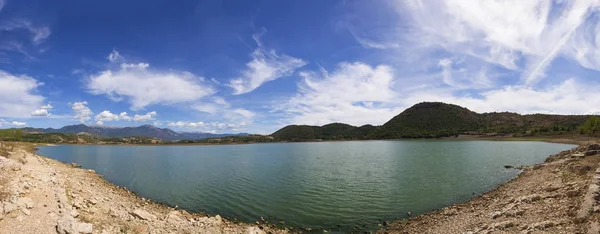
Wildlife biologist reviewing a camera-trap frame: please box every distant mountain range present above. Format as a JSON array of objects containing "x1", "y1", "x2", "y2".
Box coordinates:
[
  {"x1": 271, "y1": 102, "x2": 594, "y2": 141},
  {"x1": 20, "y1": 124, "x2": 248, "y2": 141}
]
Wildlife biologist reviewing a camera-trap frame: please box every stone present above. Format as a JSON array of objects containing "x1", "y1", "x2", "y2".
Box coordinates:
[
  {"x1": 70, "y1": 208, "x2": 79, "y2": 218},
  {"x1": 533, "y1": 221, "x2": 554, "y2": 229},
  {"x1": 57, "y1": 216, "x2": 92, "y2": 234},
  {"x1": 586, "y1": 150, "x2": 600, "y2": 156},
  {"x1": 518, "y1": 194, "x2": 542, "y2": 203},
  {"x1": 20, "y1": 207, "x2": 30, "y2": 216},
  {"x1": 166, "y1": 210, "x2": 182, "y2": 224},
  {"x1": 566, "y1": 189, "x2": 580, "y2": 198},
  {"x1": 130, "y1": 209, "x2": 156, "y2": 221},
  {"x1": 17, "y1": 197, "x2": 35, "y2": 209},
  {"x1": 214, "y1": 214, "x2": 223, "y2": 225},
  {"x1": 490, "y1": 211, "x2": 503, "y2": 219},
  {"x1": 247, "y1": 226, "x2": 266, "y2": 234},
  {"x1": 3, "y1": 202, "x2": 18, "y2": 214},
  {"x1": 588, "y1": 144, "x2": 600, "y2": 151},
  {"x1": 492, "y1": 221, "x2": 515, "y2": 230}
]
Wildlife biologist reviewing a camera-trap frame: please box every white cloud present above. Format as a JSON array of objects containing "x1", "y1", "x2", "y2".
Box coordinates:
[
  {"x1": 70, "y1": 101, "x2": 92, "y2": 123},
  {"x1": 167, "y1": 121, "x2": 246, "y2": 132},
  {"x1": 30, "y1": 103, "x2": 53, "y2": 117},
  {"x1": 94, "y1": 110, "x2": 131, "y2": 122},
  {"x1": 87, "y1": 50, "x2": 215, "y2": 109},
  {"x1": 395, "y1": 0, "x2": 600, "y2": 85},
  {"x1": 0, "y1": 0, "x2": 5, "y2": 12},
  {"x1": 30, "y1": 109, "x2": 50, "y2": 117},
  {"x1": 153, "y1": 121, "x2": 162, "y2": 126},
  {"x1": 0, "y1": 119, "x2": 27, "y2": 128},
  {"x1": 96, "y1": 121, "x2": 104, "y2": 126},
  {"x1": 228, "y1": 32, "x2": 307, "y2": 95},
  {"x1": 279, "y1": 62, "x2": 403, "y2": 126},
  {"x1": 397, "y1": 78, "x2": 600, "y2": 115},
  {"x1": 107, "y1": 49, "x2": 123, "y2": 63},
  {"x1": 0, "y1": 70, "x2": 45, "y2": 118},
  {"x1": 133, "y1": 111, "x2": 157, "y2": 122}
]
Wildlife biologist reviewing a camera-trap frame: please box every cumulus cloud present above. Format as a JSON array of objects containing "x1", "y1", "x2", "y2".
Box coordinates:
[
  {"x1": 30, "y1": 103, "x2": 53, "y2": 117},
  {"x1": 0, "y1": 119, "x2": 27, "y2": 128},
  {"x1": 167, "y1": 121, "x2": 246, "y2": 131},
  {"x1": 94, "y1": 110, "x2": 132, "y2": 122},
  {"x1": 228, "y1": 32, "x2": 307, "y2": 95},
  {"x1": 87, "y1": 50, "x2": 215, "y2": 110},
  {"x1": 278, "y1": 62, "x2": 403, "y2": 126},
  {"x1": 0, "y1": 71, "x2": 45, "y2": 118},
  {"x1": 133, "y1": 111, "x2": 157, "y2": 122},
  {"x1": 70, "y1": 101, "x2": 92, "y2": 123}
]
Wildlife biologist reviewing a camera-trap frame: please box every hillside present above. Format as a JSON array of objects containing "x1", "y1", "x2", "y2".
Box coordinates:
[
  {"x1": 271, "y1": 102, "x2": 596, "y2": 141},
  {"x1": 20, "y1": 124, "x2": 247, "y2": 141}
]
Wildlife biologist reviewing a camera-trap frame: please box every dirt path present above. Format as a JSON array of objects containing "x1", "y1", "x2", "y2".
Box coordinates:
[
  {"x1": 379, "y1": 142, "x2": 600, "y2": 234},
  {"x1": 0, "y1": 143, "x2": 287, "y2": 234}
]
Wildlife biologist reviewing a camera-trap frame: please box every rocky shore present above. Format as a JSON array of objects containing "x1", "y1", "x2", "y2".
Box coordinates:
[
  {"x1": 2, "y1": 141, "x2": 600, "y2": 234},
  {"x1": 0, "y1": 142, "x2": 287, "y2": 234},
  {"x1": 380, "y1": 141, "x2": 600, "y2": 234}
]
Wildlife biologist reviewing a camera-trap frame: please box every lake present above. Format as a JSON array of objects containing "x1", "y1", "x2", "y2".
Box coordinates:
[{"x1": 36, "y1": 140, "x2": 575, "y2": 232}]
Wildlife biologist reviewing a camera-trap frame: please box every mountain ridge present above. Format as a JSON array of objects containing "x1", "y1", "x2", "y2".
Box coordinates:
[
  {"x1": 20, "y1": 124, "x2": 248, "y2": 141},
  {"x1": 271, "y1": 102, "x2": 594, "y2": 141}
]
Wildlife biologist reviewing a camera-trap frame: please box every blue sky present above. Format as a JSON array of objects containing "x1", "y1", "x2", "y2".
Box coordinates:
[{"x1": 1, "y1": 0, "x2": 600, "y2": 134}]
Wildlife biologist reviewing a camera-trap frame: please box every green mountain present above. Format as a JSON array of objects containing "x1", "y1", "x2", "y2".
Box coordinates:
[{"x1": 271, "y1": 102, "x2": 594, "y2": 141}]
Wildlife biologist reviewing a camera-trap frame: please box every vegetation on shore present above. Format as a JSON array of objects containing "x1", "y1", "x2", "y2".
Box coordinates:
[
  {"x1": 1, "y1": 102, "x2": 598, "y2": 145},
  {"x1": 272, "y1": 102, "x2": 595, "y2": 141}
]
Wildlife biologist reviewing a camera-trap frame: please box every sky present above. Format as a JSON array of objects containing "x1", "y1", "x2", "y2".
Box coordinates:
[{"x1": 1, "y1": 0, "x2": 600, "y2": 134}]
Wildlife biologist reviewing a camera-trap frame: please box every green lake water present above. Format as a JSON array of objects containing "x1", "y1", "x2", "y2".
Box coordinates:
[{"x1": 36, "y1": 140, "x2": 575, "y2": 232}]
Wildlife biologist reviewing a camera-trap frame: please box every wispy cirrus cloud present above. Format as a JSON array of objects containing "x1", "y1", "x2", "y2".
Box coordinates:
[{"x1": 228, "y1": 31, "x2": 307, "y2": 95}]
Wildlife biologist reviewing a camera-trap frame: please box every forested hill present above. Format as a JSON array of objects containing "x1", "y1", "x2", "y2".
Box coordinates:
[{"x1": 271, "y1": 102, "x2": 595, "y2": 141}]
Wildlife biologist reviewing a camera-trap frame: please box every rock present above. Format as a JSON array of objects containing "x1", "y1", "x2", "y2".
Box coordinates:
[
  {"x1": 3, "y1": 202, "x2": 18, "y2": 214},
  {"x1": 78, "y1": 223, "x2": 93, "y2": 234},
  {"x1": 247, "y1": 226, "x2": 266, "y2": 234},
  {"x1": 544, "y1": 186, "x2": 560, "y2": 192},
  {"x1": 130, "y1": 209, "x2": 156, "y2": 221},
  {"x1": 518, "y1": 194, "x2": 542, "y2": 203},
  {"x1": 532, "y1": 164, "x2": 544, "y2": 170},
  {"x1": 56, "y1": 216, "x2": 93, "y2": 234},
  {"x1": 504, "y1": 165, "x2": 514, "y2": 169},
  {"x1": 166, "y1": 210, "x2": 182, "y2": 224},
  {"x1": 586, "y1": 150, "x2": 600, "y2": 156},
  {"x1": 70, "y1": 162, "x2": 81, "y2": 168},
  {"x1": 492, "y1": 221, "x2": 515, "y2": 230},
  {"x1": 87, "y1": 199, "x2": 97, "y2": 205},
  {"x1": 17, "y1": 197, "x2": 35, "y2": 209},
  {"x1": 214, "y1": 214, "x2": 223, "y2": 225},
  {"x1": 490, "y1": 211, "x2": 503, "y2": 219},
  {"x1": 566, "y1": 189, "x2": 580, "y2": 198},
  {"x1": 70, "y1": 208, "x2": 79, "y2": 218},
  {"x1": 588, "y1": 144, "x2": 600, "y2": 151},
  {"x1": 533, "y1": 221, "x2": 554, "y2": 229},
  {"x1": 20, "y1": 207, "x2": 30, "y2": 216}
]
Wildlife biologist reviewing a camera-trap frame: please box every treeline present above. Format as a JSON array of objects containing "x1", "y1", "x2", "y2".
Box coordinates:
[
  {"x1": 0, "y1": 129, "x2": 160, "y2": 144},
  {"x1": 271, "y1": 102, "x2": 599, "y2": 141}
]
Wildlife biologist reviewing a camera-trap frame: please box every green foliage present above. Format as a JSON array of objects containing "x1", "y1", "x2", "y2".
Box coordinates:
[
  {"x1": 271, "y1": 102, "x2": 595, "y2": 141},
  {"x1": 579, "y1": 116, "x2": 600, "y2": 135}
]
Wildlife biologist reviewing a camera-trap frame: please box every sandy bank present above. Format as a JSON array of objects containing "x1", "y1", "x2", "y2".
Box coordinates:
[{"x1": 0, "y1": 142, "x2": 287, "y2": 234}]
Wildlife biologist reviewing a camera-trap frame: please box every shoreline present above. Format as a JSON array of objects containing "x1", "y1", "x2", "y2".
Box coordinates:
[
  {"x1": 0, "y1": 142, "x2": 288, "y2": 234},
  {"x1": 2, "y1": 139, "x2": 598, "y2": 233},
  {"x1": 380, "y1": 140, "x2": 600, "y2": 233}
]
